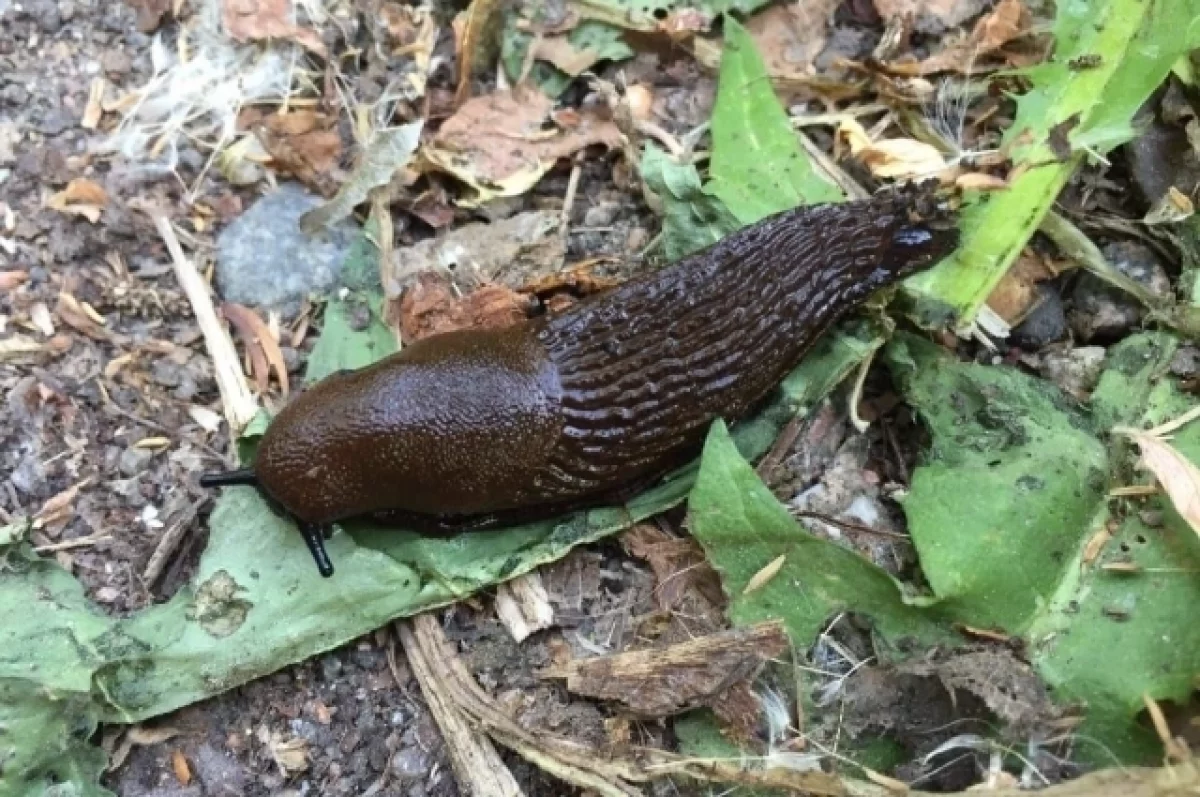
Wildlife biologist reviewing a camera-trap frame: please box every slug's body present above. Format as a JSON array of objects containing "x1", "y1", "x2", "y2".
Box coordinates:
[{"x1": 202, "y1": 187, "x2": 959, "y2": 576}]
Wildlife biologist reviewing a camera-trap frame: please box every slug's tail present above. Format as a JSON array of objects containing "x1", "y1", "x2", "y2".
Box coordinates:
[{"x1": 199, "y1": 468, "x2": 258, "y2": 489}]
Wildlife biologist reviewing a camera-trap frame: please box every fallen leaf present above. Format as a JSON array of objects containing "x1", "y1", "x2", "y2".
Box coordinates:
[
  {"x1": 836, "y1": 118, "x2": 948, "y2": 179},
  {"x1": 421, "y1": 87, "x2": 622, "y2": 205},
  {"x1": 246, "y1": 109, "x2": 342, "y2": 194},
  {"x1": 1117, "y1": 429, "x2": 1200, "y2": 538},
  {"x1": 299, "y1": 121, "x2": 423, "y2": 234},
  {"x1": 984, "y1": 249, "x2": 1059, "y2": 325},
  {"x1": 46, "y1": 178, "x2": 109, "y2": 223},
  {"x1": 268, "y1": 735, "x2": 308, "y2": 774},
  {"x1": 741, "y1": 0, "x2": 840, "y2": 80},
  {"x1": 743, "y1": 553, "x2": 786, "y2": 595},
  {"x1": 221, "y1": 303, "x2": 289, "y2": 396},
  {"x1": 916, "y1": 0, "x2": 1032, "y2": 74},
  {"x1": 622, "y1": 524, "x2": 725, "y2": 612},
  {"x1": 34, "y1": 481, "x2": 88, "y2": 535},
  {"x1": 127, "y1": 725, "x2": 183, "y2": 745},
  {"x1": 874, "y1": 0, "x2": 987, "y2": 32},
  {"x1": 532, "y1": 34, "x2": 608, "y2": 76},
  {"x1": 221, "y1": 0, "x2": 326, "y2": 56},
  {"x1": 57, "y1": 292, "x2": 115, "y2": 342}
]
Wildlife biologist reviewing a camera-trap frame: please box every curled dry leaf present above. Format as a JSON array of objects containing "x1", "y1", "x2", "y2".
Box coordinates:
[
  {"x1": 221, "y1": 0, "x2": 326, "y2": 56},
  {"x1": 221, "y1": 303, "x2": 289, "y2": 397},
  {"x1": 1117, "y1": 428, "x2": 1200, "y2": 538},
  {"x1": 82, "y1": 78, "x2": 106, "y2": 130},
  {"x1": 1143, "y1": 186, "x2": 1195, "y2": 225},
  {"x1": 57, "y1": 292, "x2": 117, "y2": 342},
  {"x1": 836, "y1": 118, "x2": 948, "y2": 179},
  {"x1": 421, "y1": 87, "x2": 622, "y2": 205},
  {"x1": 46, "y1": 178, "x2": 109, "y2": 223},
  {"x1": 984, "y1": 249, "x2": 1062, "y2": 326}
]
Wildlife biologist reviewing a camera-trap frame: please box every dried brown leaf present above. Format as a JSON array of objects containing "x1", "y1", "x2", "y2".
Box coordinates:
[
  {"x1": 984, "y1": 249, "x2": 1056, "y2": 325},
  {"x1": 836, "y1": 118, "x2": 947, "y2": 179},
  {"x1": 246, "y1": 109, "x2": 342, "y2": 193},
  {"x1": 57, "y1": 292, "x2": 115, "y2": 342},
  {"x1": 532, "y1": 34, "x2": 606, "y2": 76},
  {"x1": 221, "y1": 0, "x2": 326, "y2": 56},
  {"x1": 422, "y1": 87, "x2": 622, "y2": 204},
  {"x1": 222, "y1": 303, "x2": 289, "y2": 396},
  {"x1": 399, "y1": 273, "x2": 531, "y2": 343},
  {"x1": 742, "y1": 0, "x2": 839, "y2": 80},
  {"x1": 46, "y1": 178, "x2": 108, "y2": 223},
  {"x1": 621, "y1": 524, "x2": 725, "y2": 611},
  {"x1": 916, "y1": 0, "x2": 1031, "y2": 74}
]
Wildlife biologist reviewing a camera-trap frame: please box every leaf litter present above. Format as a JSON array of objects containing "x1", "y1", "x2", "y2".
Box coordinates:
[{"x1": 5, "y1": 0, "x2": 1200, "y2": 794}]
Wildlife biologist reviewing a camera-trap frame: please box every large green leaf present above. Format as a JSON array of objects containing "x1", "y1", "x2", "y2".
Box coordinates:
[
  {"x1": 706, "y1": 17, "x2": 841, "y2": 223},
  {"x1": 888, "y1": 335, "x2": 1109, "y2": 633},
  {"x1": 901, "y1": 0, "x2": 1200, "y2": 331}
]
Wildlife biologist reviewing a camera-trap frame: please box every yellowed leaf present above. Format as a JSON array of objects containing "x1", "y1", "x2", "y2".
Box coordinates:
[
  {"x1": 743, "y1": 554, "x2": 786, "y2": 595},
  {"x1": 1119, "y1": 429, "x2": 1200, "y2": 538},
  {"x1": 836, "y1": 118, "x2": 947, "y2": 179}
]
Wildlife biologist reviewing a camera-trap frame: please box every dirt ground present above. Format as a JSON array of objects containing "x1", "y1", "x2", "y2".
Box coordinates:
[{"x1": 2, "y1": 0, "x2": 1196, "y2": 795}]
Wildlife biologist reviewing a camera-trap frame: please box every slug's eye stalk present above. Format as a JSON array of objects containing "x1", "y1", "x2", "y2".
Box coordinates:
[{"x1": 300, "y1": 524, "x2": 335, "y2": 578}]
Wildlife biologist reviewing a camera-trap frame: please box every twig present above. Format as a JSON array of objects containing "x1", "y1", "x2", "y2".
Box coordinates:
[
  {"x1": 152, "y1": 214, "x2": 258, "y2": 436},
  {"x1": 34, "y1": 532, "x2": 113, "y2": 553},
  {"x1": 142, "y1": 497, "x2": 207, "y2": 587},
  {"x1": 396, "y1": 618, "x2": 524, "y2": 797},
  {"x1": 756, "y1": 413, "x2": 808, "y2": 479},
  {"x1": 559, "y1": 160, "x2": 583, "y2": 240}
]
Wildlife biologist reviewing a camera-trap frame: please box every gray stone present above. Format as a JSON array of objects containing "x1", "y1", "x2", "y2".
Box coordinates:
[
  {"x1": 1068, "y1": 242, "x2": 1170, "y2": 343},
  {"x1": 582, "y1": 200, "x2": 620, "y2": 227},
  {"x1": 1009, "y1": 284, "x2": 1066, "y2": 350},
  {"x1": 192, "y1": 743, "x2": 248, "y2": 797},
  {"x1": 390, "y1": 745, "x2": 431, "y2": 779},
  {"x1": 215, "y1": 183, "x2": 359, "y2": 313},
  {"x1": 118, "y1": 446, "x2": 153, "y2": 477}
]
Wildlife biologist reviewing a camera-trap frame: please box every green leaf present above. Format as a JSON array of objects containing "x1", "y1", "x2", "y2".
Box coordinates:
[
  {"x1": 1031, "y1": 334, "x2": 1200, "y2": 763},
  {"x1": 706, "y1": 16, "x2": 841, "y2": 223},
  {"x1": 0, "y1": 680, "x2": 110, "y2": 797},
  {"x1": 640, "y1": 143, "x2": 741, "y2": 261},
  {"x1": 888, "y1": 334, "x2": 1109, "y2": 633},
  {"x1": 501, "y1": 19, "x2": 634, "y2": 98},
  {"x1": 305, "y1": 291, "x2": 398, "y2": 382},
  {"x1": 901, "y1": 0, "x2": 1199, "y2": 331},
  {"x1": 688, "y1": 419, "x2": 953, "y2": 650}
]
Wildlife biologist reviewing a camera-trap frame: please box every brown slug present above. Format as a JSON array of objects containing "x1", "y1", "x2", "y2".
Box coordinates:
[{"x1": 200, "y1": 183, "x2": 959, "y2": 577}]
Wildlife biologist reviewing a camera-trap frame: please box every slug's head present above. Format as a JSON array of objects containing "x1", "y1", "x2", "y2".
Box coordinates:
[
  {"x1": 198, "y1": 466, "x2": 336, "y2": 578},
  {"x1": 879, "y1": 180, "x2": 961, "y2": 281}
]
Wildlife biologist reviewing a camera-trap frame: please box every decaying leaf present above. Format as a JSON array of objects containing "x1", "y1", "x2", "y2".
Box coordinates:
[
  {"x1": 543, "y1": 621, "x2": 788, "y2": 718},
  {"x1": 1142, "y1": 186, "x2": 1195, "y2": 225},
  {"x1": 621, "y1": 524, "x2": 725, "y2": 612},
  {"x1": 742, "y1": 0, "x2": 840, "y2": 80},
  {"x1": 398, "y1": 273, "x2": 532, "y2": 343},
  {"x1": 915, "y1": 0, "x2": 1033, "y2": 74},
  {"x1": 221, "y1": 0, "x2": 326, "y2": 56},
  {"x1": 421, "y1": 87, "x2": 622, "y2": 205},
  {"x1": 1117, "y1": 428, "x2": 1200, "y2": 538},
  {"x1": 299, "y1": 121, "x2": 423, "y2": 234},
  {"x1": 836, "y1": 118, "x2": 948, "y2": 179},
  {"x1": 45, "y1": 178, "x2": 109, "y2": 223},
  {"x1": 453, "y1": 0, "x2": 503, "y2": 105},
  {"x1": 244, "y1": 109, "x2": 342, "y2": 194}
]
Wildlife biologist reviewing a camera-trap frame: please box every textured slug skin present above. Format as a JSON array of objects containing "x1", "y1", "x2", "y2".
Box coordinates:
[{"x1": 250, "y1": 187, "x2": 959, "y2": 528}]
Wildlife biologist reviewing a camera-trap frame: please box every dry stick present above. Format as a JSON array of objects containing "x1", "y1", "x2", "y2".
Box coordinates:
[
  {"x1": 153, "y1": 214, "x2": 258, "y2": 435},
  {"x1": 396, "y1": 618, "x2": 525, "y2": 797},
  {"x1": 142, "y1": 497, "x2": 207, "y2": 587},
  {"x1": 560, "y1": 159, "x2": 584, "y2": 240}
]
